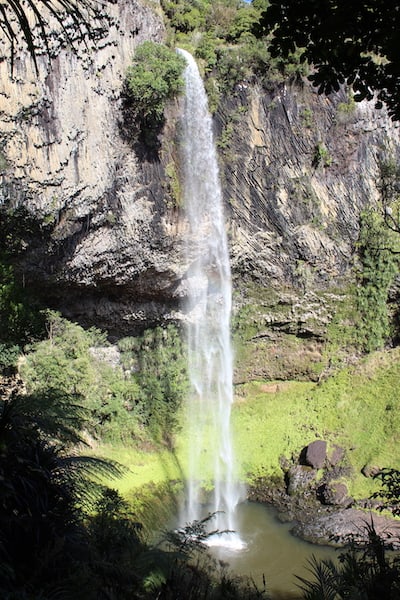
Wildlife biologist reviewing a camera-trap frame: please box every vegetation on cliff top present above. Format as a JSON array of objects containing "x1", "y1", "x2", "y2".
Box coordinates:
[
  {"x1": 160, "y1": 0, "x2": 306, "y2": 112},
  {"x1": 126, "y1": 41, "x2": 186, "y2": 126}
]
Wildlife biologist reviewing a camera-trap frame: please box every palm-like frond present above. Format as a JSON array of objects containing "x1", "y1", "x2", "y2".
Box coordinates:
[
  {"x1": 296, "y1": 555, "x2": 341, "y2": 600},
  {"x1": 161, "y1": 512, "x2": 222, "y2": 558},
  {"x1": 0, "y1": 388, "x2": 129, "y2": 596},
  {"x1": 57, "y1": 454, "x2": 127, "y2": 511},
  {"x1": 0, "y1": 388, "x2": 88, "y2": 447}
]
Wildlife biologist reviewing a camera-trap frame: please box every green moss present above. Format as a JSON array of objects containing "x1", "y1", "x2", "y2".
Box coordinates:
[
  {"x1": 232, "y1": 348, "x2": 400, "y2": 499},
  {"x1": 165, "y1": 161, "x2": 182, "y2": 207},
  {"x1": 90, "y1": 443, "x2": 182, "y2": 495}
]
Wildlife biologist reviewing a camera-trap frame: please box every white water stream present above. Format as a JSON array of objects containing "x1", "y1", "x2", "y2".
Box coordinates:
[{"x1": 177, "y1": 49, "x2": 245, "y2": 548}]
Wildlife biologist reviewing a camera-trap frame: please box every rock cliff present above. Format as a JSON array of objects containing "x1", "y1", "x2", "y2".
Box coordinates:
[
  {"x1": 216, "y1": 81, "x2": 400, "y2": 289},
  {"x1": 1, "y1": 0, "x2": 400, "y2": 344},
  {"x1": 0, "y1": 0, "x2": 184, "y2": 336}
]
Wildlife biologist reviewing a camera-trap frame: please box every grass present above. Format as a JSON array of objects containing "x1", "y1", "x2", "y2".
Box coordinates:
[
  {"x1": 232, "y1": 347, "x2": 400, "y2": 499},
  {"x1": 89, "y1": 443, "x2": 183, "y2": 495},
  {"x1": 92, "y1": 347, "x2": 400, "y2": 506}
]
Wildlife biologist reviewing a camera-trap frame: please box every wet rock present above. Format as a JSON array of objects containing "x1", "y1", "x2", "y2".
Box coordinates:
[
  {"x1": 293, "y1": 508, "x2": 400, "y2": 548},
  {"x1": 249, "y1": 474, "x2": 400, "y2": 548},
  {"x1": 286, "y1": 465, "x2": 317, "y2": 496},
  {"x1": 318, "y1": 481, "x2": 353, "y2": 507},
  {"x1": 302, "y1": 439, "x2": 327, "y2": 469},
  {"x1": 89, "y1": 345, "x2": 121, "y2": 368}
]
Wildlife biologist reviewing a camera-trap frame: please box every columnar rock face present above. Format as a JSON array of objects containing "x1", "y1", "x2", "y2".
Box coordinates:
[
  {"x1": 1, "y1": 1, "x2": 400, "y2": 338},
  {"x1": 0, "y1": 0, "x2": 187, "y2": 336},
  {"x1": 216, "y1": 82, "x2": 400, "y2": 289}
]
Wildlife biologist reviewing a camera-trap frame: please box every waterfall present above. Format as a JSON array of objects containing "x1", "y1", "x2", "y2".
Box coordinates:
[{"x1": 177, "y1": 48, "x2": 245, "y2": 547}]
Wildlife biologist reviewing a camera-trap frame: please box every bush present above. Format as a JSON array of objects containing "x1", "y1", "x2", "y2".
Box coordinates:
[
  {"x1": 20, "y1": 312, "x2": 142, "y2": 444},
  {"x1": 296, "y1": 523, "x2": 400, "y2": 599},
  {"x1": 126, "y1": 41, "x2": 186, "y2": 125},
  {"x1": 355, "y1": 210, "x2": 400, "y2": 352},
  {"x1": 134, "y1": 325, "x2": 188, "y2": 445},
  {"x1": 0, "y1": 262, "x2": 46, "y2": 373},
  {"x1": 20, "y1": 315, "x2": 188, "y2": 447}
]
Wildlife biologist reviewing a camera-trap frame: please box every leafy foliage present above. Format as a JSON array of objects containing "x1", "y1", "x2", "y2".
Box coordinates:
[
  {"x1": 155, "y1": 513, "x2": 268, "y2": 600},
  {"x1": 379, "y1": 159, "x2": 400, "y2": 235},
  {"x1": 162, "y1": 0, "x2": 209, "y2": 33},
  {"x1": 20, "y1": 314, "x2": 188, "y2": 447},
  {"x1": 126, "y1": 41, "x2": 186, "y2": 125},
  {"x1": 355, "y1": 210, "x2": 400, "y2": 352},
  {"x1": 0, "y1": 388, "x2": 123, "y2": 598},
  {"x1": 161, "y1": 0, "x2": 302, "y2": 108},
  {"x1": 0, "y1": 206, "x2": 50, "y2": 372},
  {"x1": 20, "y1": 312, "x2": 142, "y2": 444},
  {"x1": 0, "y1": 205, "x2": 49, "y2": 258},
  {"x1": 0, "y1": 262, "x2": 46, "y2": 372},
  {"x1": 133, "y1": 324, "x2": 188, "y2": 445},
  {"x1": 372, "y1": 468, "x2": 400, "y2": 516},
  {"x1": 256, "y1": 0, "x2": 400, "y2": 120},
  {"x1": 0, "y1": 391, "x2": 267, "y2": 600}
]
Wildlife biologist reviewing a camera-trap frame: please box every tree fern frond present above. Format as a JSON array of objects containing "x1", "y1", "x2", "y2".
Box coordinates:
[
  {"x1": 1, "y1": 389, "x2": 89, "y2": 447},
  {"x1": 59, "y1": 454, "x2": 127, "y2": 481},
  {"x1": 296, "y1": 555, "x2": 341, "y2": 600}
]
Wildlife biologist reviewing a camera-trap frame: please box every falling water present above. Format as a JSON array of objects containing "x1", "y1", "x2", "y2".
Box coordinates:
[{"x1": 177, "y1": 48, "x2": 245, "y2": 548}]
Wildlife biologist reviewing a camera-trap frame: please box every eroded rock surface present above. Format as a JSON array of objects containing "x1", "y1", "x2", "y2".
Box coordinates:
[{"x1": 217, "y1": 82, "x2": 400, "y2": 289}]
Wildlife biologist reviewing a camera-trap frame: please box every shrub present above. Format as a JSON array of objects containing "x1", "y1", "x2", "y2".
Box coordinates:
[
  {"x1": 126, "y1": 41, "x2": 186, "y2": 125},
  {"x1": 355, "y1": 210, "x2": 400, "y2": 352},
  {"x1": 0, "y1": 262, "x2": 46, "y2": 372},
  {"x1": 20, "y1": 312, "x2": 142, "y2": 444},
  {"x1": 135, "y1": 325, "x2": 188, "y2": 445},
  {"x1": 161, "y1": 0, "x2": 210, "y2": 33},
  {"x1": 312, "y1": 142, "x2": 332, "y2": 168},
  {"x1": 296, "y1": 523, "x2": 400, "y2": 599}
]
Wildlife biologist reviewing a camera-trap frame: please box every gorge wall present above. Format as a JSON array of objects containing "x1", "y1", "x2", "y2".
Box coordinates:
[{"x1": 1, "y1": 0, "x2": 400, "y2": 352}]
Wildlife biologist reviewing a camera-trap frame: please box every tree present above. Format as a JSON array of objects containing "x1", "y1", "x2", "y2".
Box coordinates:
[
  {"x1": 372, "y1": 468, "x2": 400, "y2": 516},
  {"x1": 355, "y1": 210, "x2": 400, "y2": 352},
  {"x1": 255, "y1": 0, "x2": 400, "y2": 120},
  {"x1": 0, "y1": 388, "x2": 123, "y2": 597}
]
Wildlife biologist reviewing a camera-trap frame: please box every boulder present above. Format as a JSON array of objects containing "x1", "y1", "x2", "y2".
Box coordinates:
[
  {"x1": 302, "y1": 440, "x2": 327, "y2": 469},
  {"x1": 318, "y1": 481, "x2": 353, "y2": 507},
  {"x1": 361, "y1": 464, "x2": 381, "y2": 478}
]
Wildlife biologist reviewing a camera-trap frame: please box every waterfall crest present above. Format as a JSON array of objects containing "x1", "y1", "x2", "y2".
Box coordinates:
[{"x1": 177, "y1": 48, "x2": 245, "y2": 546}]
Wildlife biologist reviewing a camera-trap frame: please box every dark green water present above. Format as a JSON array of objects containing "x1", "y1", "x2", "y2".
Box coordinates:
[{"x1": 208, "y1": 501, "x2": 338, "y2": 599}]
